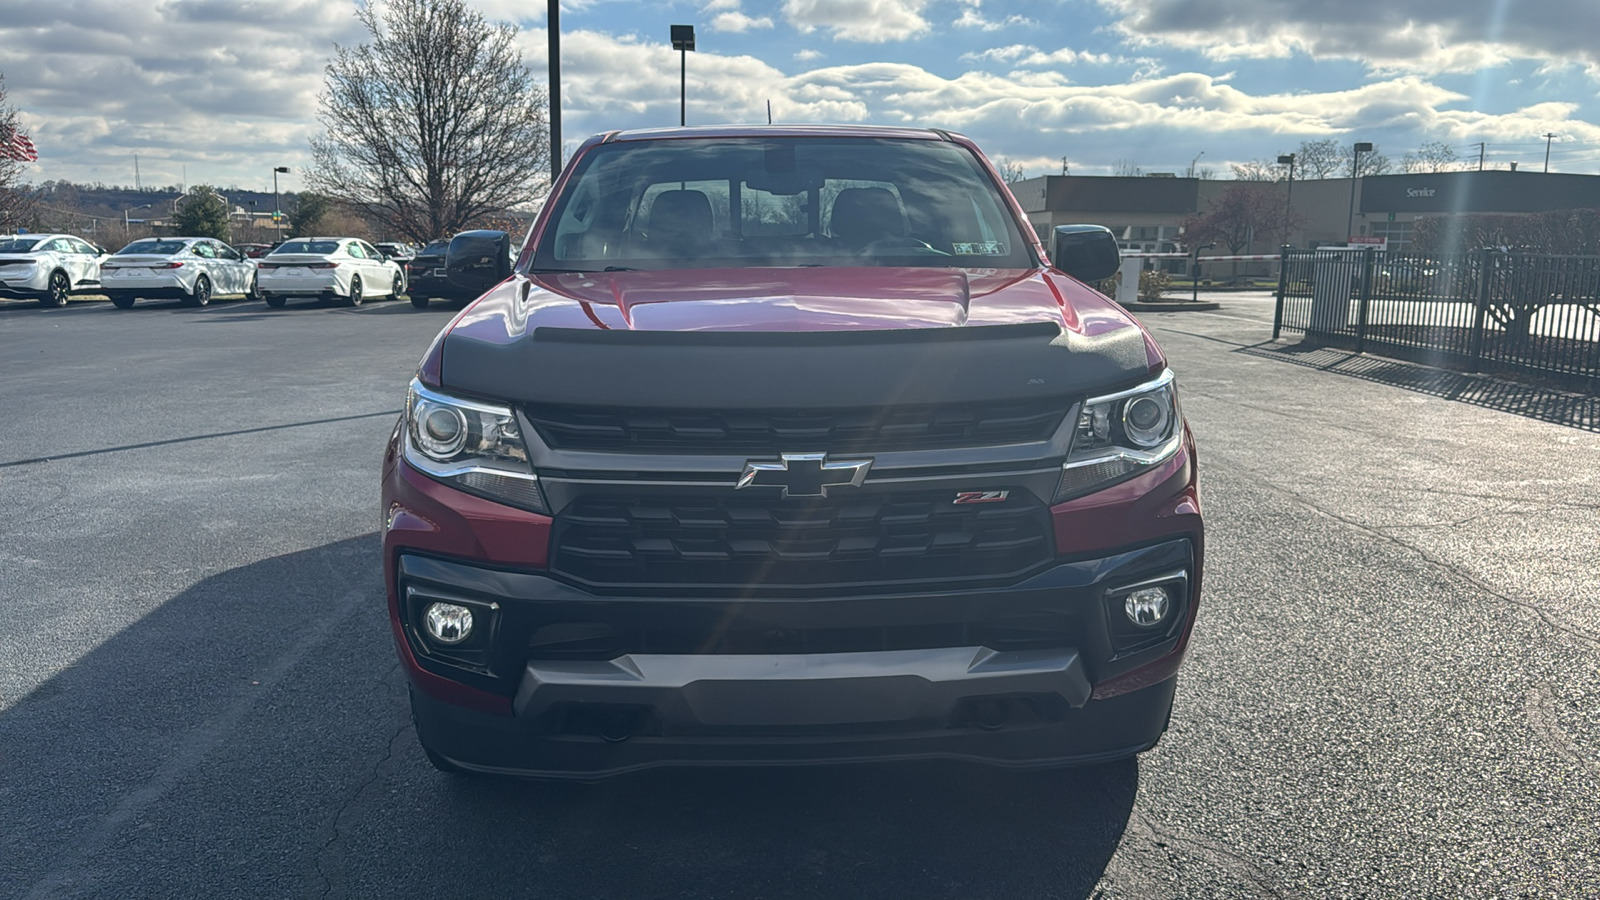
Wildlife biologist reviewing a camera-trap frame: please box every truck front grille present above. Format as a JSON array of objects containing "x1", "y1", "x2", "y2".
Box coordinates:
[
  {"x1": 525, "y1": 399, "x2": 1067, "y2": 454},
  {"x1": 549, "y1": 489, "x2": 1053, "y2": 593}
]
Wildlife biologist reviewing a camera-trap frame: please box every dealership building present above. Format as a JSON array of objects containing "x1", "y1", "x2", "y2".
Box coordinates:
[{"x1": 1012, "y1": 169, "x2": 1600, "y2": 261}]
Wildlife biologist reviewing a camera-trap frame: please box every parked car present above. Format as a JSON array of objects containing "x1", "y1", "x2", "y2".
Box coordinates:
[
  {"x1": 385, "y1": 125, "x2": 1203, "y2": 780},
  {"x1": 256, "y1": 237, "x2": 406, "y2": 308},
  {"x1": 375, "y1": 241, "x2": 416, "y2": 264},
  {"x1": 405, "y1": 236, "x2": 508, "y2": 309},
  {"x1": 236, "y1": 243, "x2": 276, "y2": 259},
  {"x1": 0, "y1": 233, "x2": 108, "y2": 307},
  {"x1": 100, "y1": 237, "x2": 262, "y2": 308}
]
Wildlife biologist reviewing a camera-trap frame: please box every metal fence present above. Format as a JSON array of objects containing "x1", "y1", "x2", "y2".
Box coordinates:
[{"x1": 1274, "y1": 247, "x2": 1600, "y2": 390}]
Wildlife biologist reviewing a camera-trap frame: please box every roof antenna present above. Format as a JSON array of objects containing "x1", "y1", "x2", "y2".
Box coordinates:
[{"x1": 767, "y1": 100, "x2": 773, "y2": 125}]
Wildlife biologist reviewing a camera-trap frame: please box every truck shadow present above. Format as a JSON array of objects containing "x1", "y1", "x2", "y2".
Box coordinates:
[
  {"x1": 413, "y1": 756, "x2": 1139, "y2": 899},
  {"x1": 1239, "y1": 340, "x2": 1600, "y2": 432},
  {"x1": 1, "y1": 535, "x2": 1137, "y2": 899}
]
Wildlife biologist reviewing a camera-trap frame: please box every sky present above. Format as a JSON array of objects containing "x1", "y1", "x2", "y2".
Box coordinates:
[{"x1": 4, "y1": 0, "x2": 1600, "y2": 194}]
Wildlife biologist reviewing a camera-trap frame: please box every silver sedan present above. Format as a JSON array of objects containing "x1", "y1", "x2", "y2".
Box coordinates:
[{"x1": 99, "y1": 237, "x2": 261, "y2": 308}]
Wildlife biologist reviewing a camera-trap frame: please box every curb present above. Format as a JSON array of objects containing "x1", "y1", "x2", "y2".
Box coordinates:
[{"x1": 1121, "y1": 302, "x2": 1223, "y2": 312}]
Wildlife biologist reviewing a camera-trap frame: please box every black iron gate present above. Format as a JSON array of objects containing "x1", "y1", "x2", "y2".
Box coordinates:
[{"x1": 1274, "y1": 247, "x2": 1600, "y2": 390}]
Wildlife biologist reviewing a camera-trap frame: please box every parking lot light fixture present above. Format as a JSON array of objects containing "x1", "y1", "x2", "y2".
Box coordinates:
[
  {"x1": 272, "y1": 166, "x2": 290, "y2": 242},
  {"x1": 1277, "y1": 153, "x2": 1297, "y2": 245},
  {"x1": 671, "y1": 25, "x2": 696, "y2": 127},
  {"x1": 1347, "y1": 142, "x2": 1372, "y2": 242}
]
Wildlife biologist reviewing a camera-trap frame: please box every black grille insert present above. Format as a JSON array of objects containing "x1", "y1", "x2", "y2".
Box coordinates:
[
  {"x1": 526, "y1": 400, "x2": 1069, "y2": 453},
  {"x1": 550, "y1": 489, "x2": 1053, "y2": 592}
]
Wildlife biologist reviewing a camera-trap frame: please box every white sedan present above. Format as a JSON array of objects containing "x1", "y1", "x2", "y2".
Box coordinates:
[
  {"x1": 0, "y1": 233, "x2": 108, "y2": 307},
  {"x1": 99, "y1": 237, "x2": 261, "y2": 308},
  {"x1": 256, "y1": 237, "x2": 406, "y2": 308}
]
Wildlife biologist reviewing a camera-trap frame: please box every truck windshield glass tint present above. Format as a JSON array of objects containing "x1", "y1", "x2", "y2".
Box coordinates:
[{"x1": 533, "y1": 138, "x2": 1035, "y2": 271}]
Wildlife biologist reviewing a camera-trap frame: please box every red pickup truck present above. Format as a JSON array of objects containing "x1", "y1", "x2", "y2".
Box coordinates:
[{"x1": 381, "y1": 125, "x2": 1203, "y2": 779}]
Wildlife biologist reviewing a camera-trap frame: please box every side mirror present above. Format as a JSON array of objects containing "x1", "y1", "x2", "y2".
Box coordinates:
[
  {"x1": 445, "y1": 230, "x2": 512, "y2": 295},
  {"x1": 1051, "y1": 225, "x2": 1120, "y2": 283}
]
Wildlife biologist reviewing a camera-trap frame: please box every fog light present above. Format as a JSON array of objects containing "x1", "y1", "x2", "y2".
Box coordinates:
[
  {"x1": 424, "y1": 602, "x2": 474, "y2": 644},
  {"x1": 1123, "y1": 587, "x2": 1170, "y2": 627}
]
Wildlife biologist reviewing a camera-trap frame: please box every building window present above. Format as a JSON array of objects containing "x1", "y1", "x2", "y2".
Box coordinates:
[{"x1": 1370, "y1": 220, "x2": 1414, "y2": 253}]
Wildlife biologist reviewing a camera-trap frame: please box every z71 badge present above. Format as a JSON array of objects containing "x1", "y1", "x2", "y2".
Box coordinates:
[{"x1": 953, "y1": 490, "x2": 1009, "y2": 504}]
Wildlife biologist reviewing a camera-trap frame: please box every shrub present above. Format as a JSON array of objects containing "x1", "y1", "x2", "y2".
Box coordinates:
[{"x1": 1138, "y1": 269, "x2": 1172, "y2": 302}]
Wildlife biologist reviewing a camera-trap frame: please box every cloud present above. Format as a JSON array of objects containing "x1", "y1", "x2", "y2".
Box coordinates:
[
  {"x1": 712, "y1": 12, "x2": 775, "y2": 32},
  {"x1": 960, "y1": 45, "x2": 1115, "y2": 66},
  {"x1": 7, "y1": 3, "x2": 1600, "y2": 186},
  {"x1": 1095, "y1": 0, "x2": 1600, "y2": 75},
  {"x1": 952, "y1": 2, "x2": 1033, "y2": 32},
  {"x1": 0, "y1": 0, "x2": 364, "y2": 186},
  {"x1": 781, "y1": 0, "x2": 930, "y2": 42}
]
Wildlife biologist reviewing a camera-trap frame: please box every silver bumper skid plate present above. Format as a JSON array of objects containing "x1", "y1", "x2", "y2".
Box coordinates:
[{"x1": 512, "y1": 646, "x2": 1091, "y2": 727}]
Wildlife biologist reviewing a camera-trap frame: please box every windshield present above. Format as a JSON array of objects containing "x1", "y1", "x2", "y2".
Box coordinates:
[
  {"x1": 270, "y1": 240, "x2": 341, "y2": 255},
  {"x1": 0, "y1": 238, "x2": 44, "y2": 253},
  {"x1": 117, "y1": 240, "x2": 190, "y2": 256},
  {"x1": 532, "y1": 137, "x2": 1034, "y2": 271},
  {"x1": 419, "y1": 240, "x2": 450, "y2": 256}
]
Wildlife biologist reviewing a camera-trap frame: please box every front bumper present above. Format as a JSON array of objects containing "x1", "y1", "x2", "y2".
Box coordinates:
[
  {"x1": 394, "y1": 533, "x2": 1196, "y2": 777},
  {"x1": 412, "y1": 671, "x2": 1177, "y2": 779}
]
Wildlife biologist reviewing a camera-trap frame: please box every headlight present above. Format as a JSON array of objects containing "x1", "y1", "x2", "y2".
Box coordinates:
[
  {"x1": 403, "y1": 378, "x2": 548, "y2": 514},
  {"x1": 1055, "y1": 369, "x2": 1182, "y2": 502}
]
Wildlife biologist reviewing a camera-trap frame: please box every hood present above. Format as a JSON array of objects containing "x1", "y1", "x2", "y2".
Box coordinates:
[
  {"x1": 448, "y1": 266, "x2": 1146, "y2": 342},
  {"x1": 434, "y1": 266, "x2": 1161, "y2": 408}
]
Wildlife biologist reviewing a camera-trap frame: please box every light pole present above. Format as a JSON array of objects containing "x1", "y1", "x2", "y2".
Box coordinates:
[
  {"x1": 1277, "y1": 153, "x2": 1297, "y2": 245},
  {"x1": 549, "y1": 0, "x2": 562, "y2": 181},
  {"x1": 1346, "y1": 141, "x2": 1372, "y2": 243},
  {"x1": 671, "y1": 25, "x2": 696, "y2": 126},
  {"x1": 123, "y1": 203, "x2": 152, "y2": 238},
  {"x1": 271, "y1": 166, "x2": 290, "y2": 242},
  {"x1": 1188, "y1": 150, "x2": 1204, "y2": 179}
]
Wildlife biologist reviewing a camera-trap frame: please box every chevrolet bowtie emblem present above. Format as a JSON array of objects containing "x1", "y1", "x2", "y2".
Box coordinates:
[{"x1": 736, "y1": 453, "x2": 873, "y2": 498}]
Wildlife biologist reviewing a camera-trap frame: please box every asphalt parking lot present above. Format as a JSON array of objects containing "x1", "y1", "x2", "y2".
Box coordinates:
[{"x1": 2, "y1": 291, "x2": 1597, "y2": 899}]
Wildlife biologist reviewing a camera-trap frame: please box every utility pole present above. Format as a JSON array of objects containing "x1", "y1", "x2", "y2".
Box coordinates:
[
  {"x1": 548, "y1": 0, "x2": 562, "y2": 182},
  {"x1": 1475, "y1": 142, "x2": 1486, "y2": 171},
  {"x1": 1544, "y1": 133, "x2": 1558, "y2": 173},
  {"x1": 1061, "y1": 156, "x2": 1069, "y2": 176}
]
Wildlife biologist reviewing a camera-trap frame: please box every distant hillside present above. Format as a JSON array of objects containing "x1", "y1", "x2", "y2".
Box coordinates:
[{"x1": 34, "y1": 181, "x2": 300, "y2": 222}]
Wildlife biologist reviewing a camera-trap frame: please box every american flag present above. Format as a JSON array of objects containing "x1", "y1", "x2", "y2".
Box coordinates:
[{"x1": 1, "y1": 128, "x2": 38, "y2": 162}]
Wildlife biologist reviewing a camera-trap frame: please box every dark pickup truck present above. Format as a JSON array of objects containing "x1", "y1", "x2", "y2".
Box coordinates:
[{"x1": 382, "y1": 125, "x2": 1203, "y2": 779}]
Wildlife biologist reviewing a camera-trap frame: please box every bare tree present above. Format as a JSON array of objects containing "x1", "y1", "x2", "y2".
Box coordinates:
[
  {"x1": 0, "y1": 73, "x2": 39, "y2": 233},
  {"x1": 1181, "y1": 183, "x2": 1306, "y2": 255},
  {"x1": 1295, "y1": 139, "x2": 1344, "y2": 179},
  {"x1": 1293, "y1": 138, "x2": 1390, "y2": 178},
  {"x1": 1112, "y1": 159, "x2": 1144, "y2": 177},
  {"x1": 1354, "y1": 144, "x2": 1392, "y2": 177},
  {"x1": 1401, "y1": 140, "x2": 1462, "y2": 173},
  {"x1": 307, "y1": 0, "x2": 550, "y2": 244},
  {"x1": 996, "y1": 157, "x2": 1027, "y2": 184},
  {"x1": 1230, "y1": 158, "x2": 1280, "y2": 181}
]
